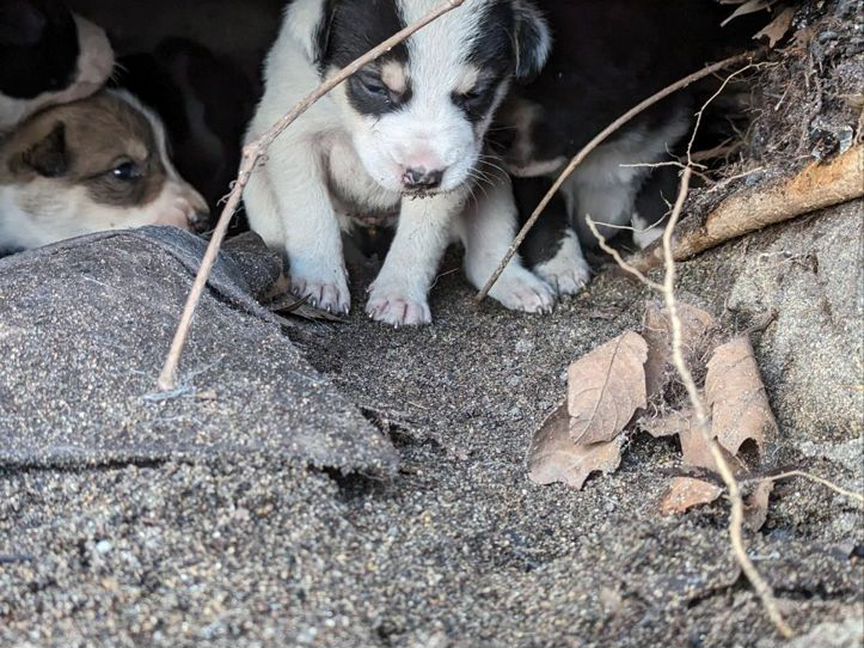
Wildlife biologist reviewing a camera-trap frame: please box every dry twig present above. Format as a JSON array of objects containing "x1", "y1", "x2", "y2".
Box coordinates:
[
  {"x1": 474, "y1": 50, "x2": 757, "y2": 303},
  {"x1": 157, "y1": 0, "x2": 467, "y2": 391},
  {"x1": 660, "y1": 168, "x2": 795, "y2": 638},
  {"x1": 753, "y1": 470, "x2": 864, "y2": 505}
]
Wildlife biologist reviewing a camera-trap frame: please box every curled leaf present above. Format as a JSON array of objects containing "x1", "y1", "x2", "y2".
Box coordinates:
[
  {"x1": 676, "y1": 414, "x2": 741, "y2": 473},
  {"x1": 705, "y1": 337, "x2": 778, "y2": 458},
  {"x1": 754, "y1": 6, "x2": 796, "y2": 47},
  {"x1": 642, "y1": 302, "x2": 718, "y2": 401},
  {"x1": 661, "y1": 477, "x2": 723, "y2": 516},
  {"x1": 568, "y1": 331, "x2": 648, "y2": 444},
  {"x1": 720, "y1": 0, "x2": 779, "y2": 27},
  {"x1": 528, "y1": 404, "x2": 623, "y2": 490},
  {"x1": 744, "y1": 480, "x2": 774, "y2": 531}
]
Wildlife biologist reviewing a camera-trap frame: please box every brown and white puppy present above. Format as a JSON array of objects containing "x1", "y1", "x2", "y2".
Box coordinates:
[
  {"x1": 0, "y1": 89, "x2": 209, "y2": 252},
  {"x1": 0, "y1": 0, "x2": 114, "y2": 132}
]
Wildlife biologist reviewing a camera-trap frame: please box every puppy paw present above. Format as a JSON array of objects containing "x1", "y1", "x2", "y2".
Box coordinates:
[
  {"x1": 366, "y1": 283, "x2": 431, "y2": 327},
  {"x1": 488, "y1": 267, "x2": 556, "y2": 314},
  {"x1": 533, "y1": 232, "x2": 592, "y2": 296},
  {"x1": 290, "y1": 263, "x2": 350, "y2": 315}
]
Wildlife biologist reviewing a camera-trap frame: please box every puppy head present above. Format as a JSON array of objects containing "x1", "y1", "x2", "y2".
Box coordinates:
[
  {"x1": 0, "y1": 90, "x2": 209, "y2": 248},
  {"x1": 303, "y1": 0, "x2": 550, "y2": 195},
  {"x1": 0, "y1": 0, "x2": 114, "y2": 128}
]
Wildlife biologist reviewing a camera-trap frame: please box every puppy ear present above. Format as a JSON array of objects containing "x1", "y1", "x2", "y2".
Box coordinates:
[
  {"x1": 285, "y1": 0, "x2": 336, "y2": 65},
  {"x1": 0, "y1": 0, "x2": 48, "y2": 47},
  {"x1": 12, "y1": 123, "x2": 69, "y2": 177},
  {"x1": 512, "y1": 0, "x2": 552, "y2": 82}
]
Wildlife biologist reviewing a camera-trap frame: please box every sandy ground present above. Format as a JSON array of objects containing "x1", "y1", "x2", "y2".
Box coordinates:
[{"x1": 2, "y1": 205, "x2": 861, "y2": 647}]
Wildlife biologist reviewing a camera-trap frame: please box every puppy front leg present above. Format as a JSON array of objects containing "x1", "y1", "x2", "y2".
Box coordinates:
[
  {"x1": 458, "y1": 175, "x2": 556, "y2": 313},
  {"x1": 244, "y1": 139, "x2": 349, "y2": 314},
  {"x1": 366, "y1": 194, "x2": 460, "y2": 327}
]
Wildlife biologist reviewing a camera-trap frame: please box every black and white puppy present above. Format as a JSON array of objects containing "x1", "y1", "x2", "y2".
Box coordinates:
[
  {"x1": 245, "y1": 0, "x2": 556, "y2": 326},
  {"x1": 498, "y1": 0, "x2": 748, "y2": 284},
  {"x1": 0, "y1": 0, "x2": 114, "y2": 132}
]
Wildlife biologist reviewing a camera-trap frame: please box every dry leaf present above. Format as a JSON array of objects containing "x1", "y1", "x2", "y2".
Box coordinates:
[
  {"x1": 661, "y1": 477, "x2": 723, "y2": 515},
  {"x1": 744, "y1": 480, "x2": 774, "y2": 531},
  {"x1": 705, "y1": 337, "x2": 778, "y2": 458},
  {"x1": 754, "y1": 6, "x2": 796, "y2": 47},
  {"x1": 720, "y1": 0, "x2": 779, "y2": 26},
  {"x1": 528, "y1": 403, "x2": 623, "y2": 489},
  {"x1": 679, "y1": 417, "x2": 741, "y2": 473},
  {"x1": 642, "y1": 302, "x2": 718, "y2": 401},
  {"x1": 641, "y1": 408, "x2": 694, "y2": 439},
  {"x1": 567, "y1": 331, "x2": 648, "y2": 444},
  {"x1": 647, "y1": 407, "x2": 740, "y2": 473}
]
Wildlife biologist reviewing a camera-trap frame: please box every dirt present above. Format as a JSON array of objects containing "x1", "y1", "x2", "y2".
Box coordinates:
[{"x1": 1, "y1": 2, "x2": 862, "y2": 647}]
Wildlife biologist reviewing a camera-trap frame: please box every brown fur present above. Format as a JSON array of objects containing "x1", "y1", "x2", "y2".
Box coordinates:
[
  {"x1": 0, "y1": 90, "x2": 209, "y2": 252},
  {"x1": 2, "y1": 92, "x2": 167, "y2": 207}
]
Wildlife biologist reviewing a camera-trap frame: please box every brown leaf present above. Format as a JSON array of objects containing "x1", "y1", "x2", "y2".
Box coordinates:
[
  {"x1": 744, "y1": 480, "x2": 774, "y2": 531},
  {"x1": 641, "y1": 408, "x2": 694, "y2": 439},
  {"x1": 567, "y1": 331, "x2": 648, "y2": 444},
  {"x1": 661, "y1": 477, "x2": 723, "y2": 516},
  {"x1": 754, "y1": 6, "x2": 796, "y2": 47},
  {"x1": 720, "y1": 0, "x2": 778, "y2": 27},
  {"x1": 705, "y1": 337, "x2": 778, "y2": 458},
  {"x1": 528, "y1": 403, "x2": 623, "y2": 489},
  {"x1": 642, "y1": 301, "x2": 718, "y2": 400},
  {"x1": 673, "y1": 410, "x2": 741, "y2": 473}
]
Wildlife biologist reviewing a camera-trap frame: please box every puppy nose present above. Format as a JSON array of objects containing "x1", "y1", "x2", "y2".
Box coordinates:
[
  {"x1": 402, "y1": 167, "x2": 443, "y2": 190},
  {"x1": 188, "y1": 210, "x2": 211, "y2": 233}
]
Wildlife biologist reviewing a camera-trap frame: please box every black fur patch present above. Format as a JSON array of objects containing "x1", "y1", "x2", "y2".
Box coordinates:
[
  {"x1": 0, "y1": 0, "x2": 79, "y2": 99},
  {"x1": 318, "y1": 0, "x2": 410, "y2": 116},
  {"x1": 454, "y1": 2, "x2": 514, "y2": 123},
  {"x1": 501, "y1": 0, "x2": 754, "y2": 163},
  {"x1": 513, "y1": 175, "x2": 570, "y2": 267}
]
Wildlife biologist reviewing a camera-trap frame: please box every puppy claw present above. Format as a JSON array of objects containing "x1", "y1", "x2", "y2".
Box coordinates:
[
  {"x1": 533, "y1": 236, "x2": 592, "y2": 296},
  {"x1": 487, "y1": 268, "x2": 557, "y2": 314},
  {"x1": 366, "y1": 292, "x2": 432, "y2": 327},
  {"x1": 289, "y1": 271, "x2": 350, "y2": 315}
]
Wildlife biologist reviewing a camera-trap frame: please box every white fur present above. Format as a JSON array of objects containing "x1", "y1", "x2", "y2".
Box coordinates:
[
  {"x1": 245, "y1": 0, "x2": 553, "y2": 324},
  {"x1": 456, "y1": 174, "x2": 555, "y2": 312},
  {"x1": 630, "y1": 210, "x2": 665, "y2": 249},
  {"x1": 560, "y1": 115, "x2": 689, "y2": 243}
]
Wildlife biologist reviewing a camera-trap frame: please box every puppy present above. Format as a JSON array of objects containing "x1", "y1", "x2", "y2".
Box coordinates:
[
  {"x1": 0, "y1": 0, "x2": 114, "y2": 132},
  {"x1": 0, "y1": 90, "x2": 209, "y2": 252},
  {"x1": 245, "y1": 0, "x2": 556, "y2": 326},
  {"x1": 497, "y1": 0, "x2": 754, "y2": 286}
]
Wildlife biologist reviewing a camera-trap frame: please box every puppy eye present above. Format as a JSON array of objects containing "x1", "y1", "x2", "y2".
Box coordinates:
[
  {"x1": 359, "y1": 74, "x2": 390, "y2": 98},
  {"x1": 111, "y1": 161, "x2": 142, "y2": 181},
  {"x1": 461, "y1": 87, "x2": 487, "y2": 105}
]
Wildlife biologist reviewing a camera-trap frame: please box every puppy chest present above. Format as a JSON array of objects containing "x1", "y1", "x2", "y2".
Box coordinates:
[{"x1": 324, "y1": 136, "x2": 400, "y2": 224}]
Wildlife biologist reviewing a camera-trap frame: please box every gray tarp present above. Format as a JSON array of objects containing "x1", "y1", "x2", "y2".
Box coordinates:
[{"x1": 0, "y1": 226, "x2": 397, "y2": 474}]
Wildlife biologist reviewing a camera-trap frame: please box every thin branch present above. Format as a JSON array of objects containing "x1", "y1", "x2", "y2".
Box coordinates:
[
  {"x1": 157, "y1": 0, "x2": 467, "y2": 391},
  {"x1": 585, "y1": 216, "x2": 662, "y2": 291},
  {"x1": 756, "y1": 470, "x2": 864, "y2": 505},
  {"x1": 474, "y1": 50, "x2": 757, "y2": 303},
  {"x1": 584, "y1": 165, "x2": 795, "y2": 637},
  {"x1": 686, "y1": 63, "x2": 756, "y2": 166},
  {"x1": 661, "y1": 168, "x2": 795, "y2": 639}
]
